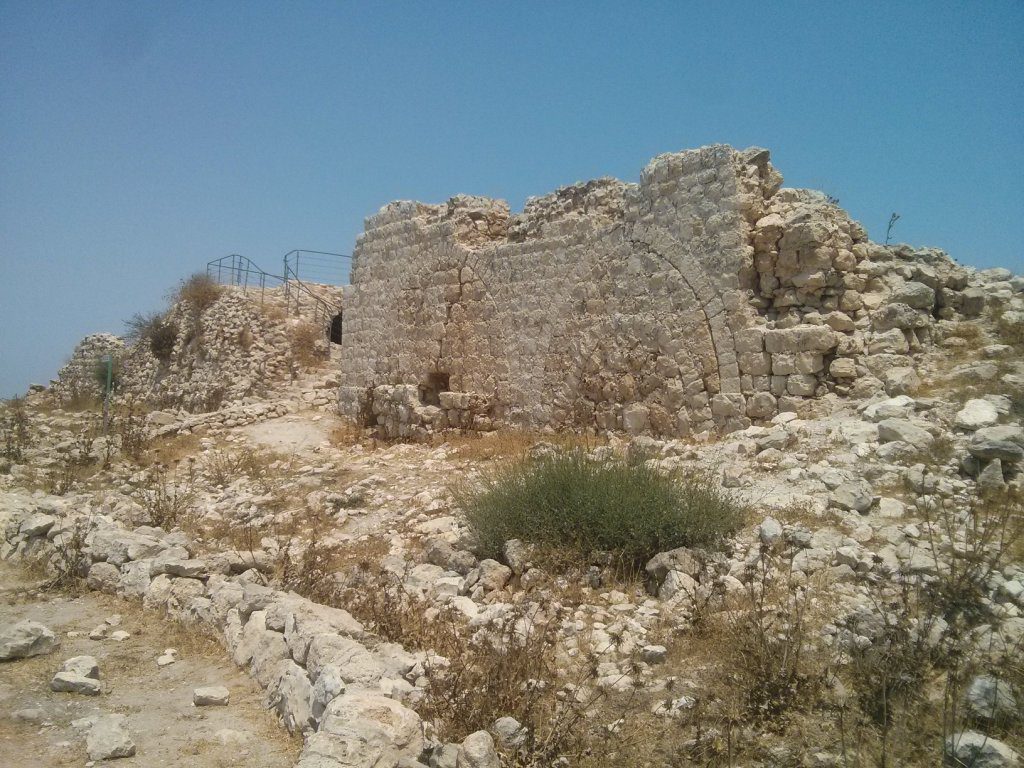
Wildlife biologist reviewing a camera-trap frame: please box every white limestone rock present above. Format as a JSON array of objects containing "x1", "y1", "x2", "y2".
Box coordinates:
[
  {"x1": 0, "y1": 620, "x2": 59, "y2": 660},
  {"x1": 956, "y1": 399, "x2": 999, "y2": 430},
  {"x1": 302, "y1": 691, "x2": 423, "y2": 768},
  {"x1": 193, "y1": 685, "x2": 230, "y2": 707},
  {"x1": 51, "y1": 655, "x2": 101, "y2": 696},
  {"x1": 266, "y1": 660, "x2": 315, "y2": 733},
  {"x1": 86, "y1": 714, "x2": 136, "y2": 761},
  {"x1": 457, "y1": 730, "x2": 499, "y2": 768}
]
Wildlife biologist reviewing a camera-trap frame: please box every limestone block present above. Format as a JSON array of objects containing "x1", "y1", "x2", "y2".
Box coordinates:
[
  {"x1": 890, "y1": 281, "x2": 935, "y2": 310},
  {"x1": 786, "y1": 374, "x2": 818, "y2": 397},
  {"x1": 267, "y1": 660, "x2": 315, "y2": 733},
  {"x1": 622, "y1": 404, "x2": 650, "y2": 435},
  {"x1": 764, "y1": 326, "x2": 837, "y2": 354},
  {"x1": 872, "y1": 303, "x2": 927, "y2": 332},
  {"x1": 771, "y1": 354, "x2": 797, "y2": 375},
  {"x1": 829, "y1": 358, "x2": 857, "y2": 379},
  {"x1": 314, "y1": 692, "x2": 424, "y2": 767},
  {"x1": 734, "y1": 327, "x2": 765, "y2": 353},
  {"x1": 868, "y1": 329, "x2": 910, "y2": 355},
  {"x1": 710, "y1": 394, "x2": 745, "y2": 419},
  {"x1": 738, "y1": 352, "x2": 771, "y2": 375},
  {"x1": 746, "y1": 392, "x2": 777, "y2": 419}
]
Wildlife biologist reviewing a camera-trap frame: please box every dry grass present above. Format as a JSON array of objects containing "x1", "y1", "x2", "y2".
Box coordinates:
[
  {"x1": 328, "y1": 420, "x2": 366, "y2": 448},
  {"x1": 289, "y1": 320, "x2": 327, "y2": 368},
  {"x1": 176, "y1": 272, "x2": 224, "y2": 313},
  {"x1": 942, "y1": 320, "x2": 985, "y2": 343},
  {"x1": 143, "y1": 432, "x2": 203, "y2": 468}
]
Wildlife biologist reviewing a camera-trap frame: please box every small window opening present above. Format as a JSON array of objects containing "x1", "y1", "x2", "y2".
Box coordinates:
[
  {"x1": 419, "y1": 372, "x2": 450, "y2": 407},
  {"x1": 329, "y1": 312, "x2": 343, "y2": 344}
]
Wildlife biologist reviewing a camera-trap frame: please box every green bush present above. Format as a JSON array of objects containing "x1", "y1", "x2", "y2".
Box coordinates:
[{"x1": 458, "y1": 448, "x2": 745, "y2": 568}]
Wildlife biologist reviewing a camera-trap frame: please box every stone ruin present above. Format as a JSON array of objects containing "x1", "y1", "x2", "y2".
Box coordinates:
[{"x1": 338, "y1": 144, "x2": 986, "y2": 439}]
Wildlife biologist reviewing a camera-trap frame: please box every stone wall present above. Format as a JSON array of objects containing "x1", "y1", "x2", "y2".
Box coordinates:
[
  {"x1": 53, "y1": 283, "x2": 344, "y2": 414},
  {"x1": 338, "y1": 144, "x2": 989, "y2": 439},
  {"x1": 51, "y1": 334, "x2": 125, "y2": 404}
]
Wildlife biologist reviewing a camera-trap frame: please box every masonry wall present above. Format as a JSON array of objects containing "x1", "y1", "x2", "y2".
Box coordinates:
[{"x1": 338, "y1": 145, "x2": 979, "y2": 438}]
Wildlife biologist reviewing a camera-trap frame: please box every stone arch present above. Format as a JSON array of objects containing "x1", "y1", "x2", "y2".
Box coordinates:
[
  {"x1": 541, "y1": 223, "x2": 739, "y2": 436},
  {"x1": 624, "y1": 223, "x2": 741, "y2": 393}
]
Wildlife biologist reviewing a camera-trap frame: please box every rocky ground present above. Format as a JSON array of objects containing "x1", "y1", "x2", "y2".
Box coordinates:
[
  {"x1": 0, "y1": 561, "x2": 299, "y2": 767},
  {"x1": 2, "y1": 275, "x2": 1024, "y2": 767}
]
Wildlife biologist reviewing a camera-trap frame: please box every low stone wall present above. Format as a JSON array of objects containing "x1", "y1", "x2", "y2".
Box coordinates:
[
  {"x1": 340, "y1": 384, "x2": 494, "y2": 440},
  {"x1": 1, "y1": 497, "x2": 431, "y2": 768}
]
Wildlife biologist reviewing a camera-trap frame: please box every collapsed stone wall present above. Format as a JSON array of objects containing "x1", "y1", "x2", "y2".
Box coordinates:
[
  {"x1": 339, "y1": 145, "x2": 997, "y2": 439},
  {"x1": 53, "y1": 284, "x2": 343, "y2": 414},
  {"x1": 50, "y1": 333, "x2": 126, "y2": 404}
]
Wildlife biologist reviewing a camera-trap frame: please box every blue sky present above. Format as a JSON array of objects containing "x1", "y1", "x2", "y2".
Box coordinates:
[{"x1": 1, "y1": 1, "x2": 1022, "y2": 397}]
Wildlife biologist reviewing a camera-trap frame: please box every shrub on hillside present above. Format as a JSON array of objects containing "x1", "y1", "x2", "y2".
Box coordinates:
[
  {"x1": 458, "y1": 448, "x2": 745, "y2": 568},
  {"x1": 126, "y1": 312, "x2": 178, "y2": 361},
  {"x1": 176, "y1": 272, "x2": 223, "y2": 313}
]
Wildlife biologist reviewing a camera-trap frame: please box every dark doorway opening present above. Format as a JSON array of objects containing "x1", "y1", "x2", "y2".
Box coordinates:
[
  {"x1": 419, "y1": 372, "x2": 450, "y2": 407},
  {"x1": 329, "y1": 312, "x2": 343, "y2": 344}
]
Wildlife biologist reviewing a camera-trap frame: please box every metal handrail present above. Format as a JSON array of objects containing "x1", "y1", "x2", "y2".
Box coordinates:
[
  {"x1": 283, "y1": 249, "x2": 351, "y2": 286},
  {"x1": 206, "y1": 254, "x2": 284, "y2": 305},
  {"x1": 282, "y1": 258, "x2": 341, "y2": 331},
  {"x1": 205, "y1": 252, "x2": 344, "y2": 340}
]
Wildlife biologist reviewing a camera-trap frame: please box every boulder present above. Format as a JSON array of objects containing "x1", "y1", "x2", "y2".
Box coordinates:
[
  {"x1": 890, "y1": 281, "x2": 935, "y2": 310},
  {"x1": 969, "y1": 439, "x2": 1024, "y2": 464},
  {"x1": 311, "y1": 691, "x2": 424, "y2": 767},
  {"x1": 977, "y1": 459, "x2": 1007, "y2": 492},
  {"x1": 645, "y1": 547, "x2": 701, "y2": 587},
  {"x1": 51, "y1": 655, "x2": 102, "y2": 696},
  {"x1": 457, "y1": 731, "x2": 500, "y2": 768},
  {"x1": 758, "y1": 517, "x2": 784, "y2": 547},
  {"x1": 877, "y1": 419, "x2": 934, "y2": 450},
  {"x1": 872, "y1": 303, "x2": 925, "y2": 331},
  {"x1": 830, "y1": 481, "x2": 874, "y2": 513},
  {"x1": 424, "y1": 537, "x2": 477, "y2": 576},
  {"x1": 87, "y1": 562, "x2": 122, "y2": 593},
  {"x1": 86, "y1": 714, "x2": 136, "y2": 760},
  {"x1": 267, "y1": 660, "x2": 315, "y2": 733},
  {"x1": 311, "y1": 664, "x2": 347, "y2": 721},
  {"x1": 863, "y1": 395, "x2": 916, "y2": 422},
  {"x1": 945, "y1": 730, "x2": 1020, "y2": 767},
  {"x1": 882, "y1": 367, "x2": 921, "y2": 396},
  {"x1": 502, "y1": 539, "x2": 534, "y2": 575},
  {"x1": 194, "y1": 685, "x2": 230, "y2": 706},
  {"x1": 19, "y1": 513, "x2": 56, "y2": 538},
  {"x1": 964, "y1": 675, "x2": 1019, "y2": 722},
  {"x1": 282, "y1": 598, "x2": 366, "y2": 666},
  {"x1": 956, "y1": 399, "x2": 1000, "y2": 430},
  {"x1": 474, "y1": 560, "x2": 512, "y2": 593},
  {"x1": 658, "y1": 570, "x2": 698, "y2": 601},
  {"x1": 86, "y1": 528, "x2": 165, "y2": 566},
  {"x1": 0, "y1": 620, "x2": 59, "y2": 660},
  {"x1": 305, "y1": 634, "x2": 384, "y2": 687}
]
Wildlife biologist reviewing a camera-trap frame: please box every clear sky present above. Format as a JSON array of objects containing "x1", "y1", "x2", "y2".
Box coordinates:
[{"x1": 1, "y1": 1, "x2": 1022, "y2": 398}]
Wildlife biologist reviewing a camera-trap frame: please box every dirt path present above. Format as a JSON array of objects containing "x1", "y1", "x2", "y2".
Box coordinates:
[{"x1": 0, "y1": 563, "x2": 300, "y2": 768}]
